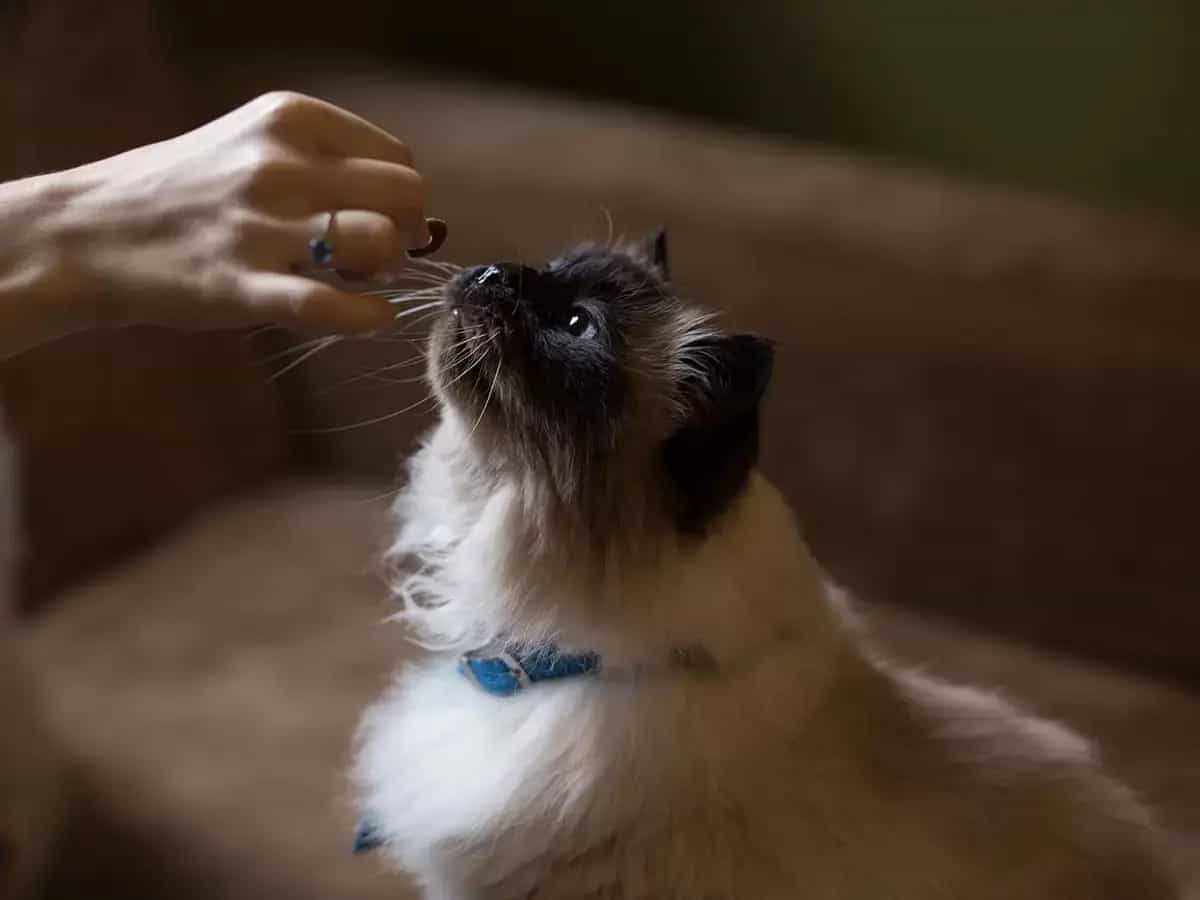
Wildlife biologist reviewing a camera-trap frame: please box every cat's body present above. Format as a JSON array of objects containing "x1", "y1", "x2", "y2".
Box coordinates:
[{"x1": 354, "y1": 238, "x2": 1177, "y2": 899}]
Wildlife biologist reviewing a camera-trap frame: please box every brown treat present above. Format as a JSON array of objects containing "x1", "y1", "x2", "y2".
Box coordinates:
[{"x1": 409, "y1": 218, "x2": 448, "y2": 258}]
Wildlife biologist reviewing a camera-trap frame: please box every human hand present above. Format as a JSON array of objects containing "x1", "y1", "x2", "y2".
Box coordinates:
[{"x1": 9, "y1": 91, "x2": 431, "y2": 339}]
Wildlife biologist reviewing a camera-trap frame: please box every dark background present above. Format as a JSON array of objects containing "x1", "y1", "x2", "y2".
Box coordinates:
[
  {"x1": 155, "y1": 0, "x2": 1200, "y2": 227},
  {"x1": 3, "y1": 0, "x2": 1198, "y2": 669},
  {"x1": 4, "y1": 6, "x2": 1200, "y2": 898}
]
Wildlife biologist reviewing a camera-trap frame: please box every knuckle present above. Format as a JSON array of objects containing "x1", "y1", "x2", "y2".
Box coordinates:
[
  {"x1": 198, "y1": 263, "x2": 238, "y2": 303},
  {"x1": 236, "y1": 145, "x2": 304, "y2": 195},
  {"x1": 224, "y1": 208, "x2": 266, "y2": 249},
  {"x1": 207, "y1": 225, "x2": 241, "y2": 266},
  {"x1": 254, "y1": 90, "x2": 318, "y2": 134}
]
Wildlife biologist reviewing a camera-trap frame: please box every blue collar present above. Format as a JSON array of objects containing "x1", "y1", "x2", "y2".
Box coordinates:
[
  {"x1": 354, "y1": 640, "x2": 731, "y2": 854},
  {"x1": 352, "y1": 643, "x2": 604, "y2": 854},
  {"x1": 457, "y1": 644, "x2": 601, "y2": 697},
  {"x1": 352, "y1": 643, "x2": 601, "y2": 855}
]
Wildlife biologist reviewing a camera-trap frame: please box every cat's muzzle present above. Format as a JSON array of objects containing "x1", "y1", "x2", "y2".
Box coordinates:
[{"x1": 455, "y1": 263, "x2": 541, "y2": 316}]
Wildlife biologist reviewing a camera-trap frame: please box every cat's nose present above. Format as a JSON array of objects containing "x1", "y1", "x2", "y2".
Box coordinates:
[
  {"x1": 463, "y1": 263, "x2": 541, "y2": 303},
  {"x1": 475, "y1": 265, "x2": 505, "y2": 287}
]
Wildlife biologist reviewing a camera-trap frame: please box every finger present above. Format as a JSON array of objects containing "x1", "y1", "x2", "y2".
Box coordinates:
[
  {"x1": 280, "y1": 210, "x2": 411, "y2": 275},
  {"x1": 254, "y1": 91, "x2": 414, "y2": 166},
  {"x1": 237, "y1": 270, "x2": 396, "y2": 334},
  {"x1": 309, "y1": 158, "x2": 430, "y2": 246},
  {"x1": 306, "y1": 100, "x2": 415, "y2": 167}
]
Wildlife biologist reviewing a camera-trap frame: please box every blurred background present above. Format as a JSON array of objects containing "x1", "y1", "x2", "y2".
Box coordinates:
[
  {"x1": 160, "y1": 0, "x2": 1200, "y2": 226},
  {"x1": 1, "y1": 2, "x2": 1198, "y2": 898}
]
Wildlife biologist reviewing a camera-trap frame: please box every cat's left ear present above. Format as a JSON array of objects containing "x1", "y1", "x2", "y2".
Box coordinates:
[
  {"x1": 679, "y1": 332, "x2": 774, "y2": 422},
  {"x1": 663, "y1": 333, "x2": 775, "y2": 533},
  {"x1": 639, "y1": 229, "x2": 670, "y2": 281}
]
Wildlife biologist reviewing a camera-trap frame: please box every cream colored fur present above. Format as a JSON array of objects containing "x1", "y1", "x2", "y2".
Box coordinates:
[{"x1": 354, "y1": 407, "x2": 1178, "y2": 899}]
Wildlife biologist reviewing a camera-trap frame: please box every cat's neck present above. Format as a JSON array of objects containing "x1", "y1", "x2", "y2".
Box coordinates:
[
  {"x1": 544, "y1": 473, "x2": 842, "y2": 670},
  {"x1": 389, "y1": 419, "x2": 843, "y2": 672}
]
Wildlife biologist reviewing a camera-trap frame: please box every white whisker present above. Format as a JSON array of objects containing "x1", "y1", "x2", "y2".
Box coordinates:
[
  {"x1": 410, "y1": 257, "x2": 463, "y2": 273},
  {"x1": 390, "y1": 312, "x2": 442, "y2": 336},
  {"x1": 363, "y1": 276, "x2": 449, "y2": 296},
  {"x1": 305, "y1": 335, "x2": 489, "y2": 424},
  {"x1": 374, "y1": 288, "x2": 445, "y2": 303},
  {"x1": 295, "y1": 394, "x2": 440, "y2": 434},
  {"x1": 319, "y1": 353, "x2": 429, "y2": 392},
  {"x1": 466, "y1": 348, "x2": 502, "y2": 440},
  {"x1": 258, "y1": 335, "x2": 336, "y2": 364},
  {"x1": 376, "y1": 284, "x2": 444, "y2": 297},
  {"x1": 385, "y1": 276, "x2": 449, "y2": 290},
  {"x1": 316, "y1": 368, "x2": 429, "y2": 395},
  {"x1": 600, "y1": 206, "x2": 614, "y2": 245},
  {"x1": 267, "y1": 335, "x2": 341, "y2": 381},
  {"x1": 440, "y1": 339, "x2": 488, "y2": 374},
  {"x1": 410, "y1": 271, "x2": 453, "y2": 282},
  {"x1": 244, "y1": 323, "x2": 286, "y2": 340},
  {"x1": 392, "y1": 301, "x2": 443, "y2": 321},
  {"x1": 437, "y1": 348, "x2": 486, "y2": 392}
]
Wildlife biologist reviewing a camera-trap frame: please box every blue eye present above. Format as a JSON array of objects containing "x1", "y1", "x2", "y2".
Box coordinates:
[{"x1": 565, "y1": 306, "x2": 596, "y2": 339}]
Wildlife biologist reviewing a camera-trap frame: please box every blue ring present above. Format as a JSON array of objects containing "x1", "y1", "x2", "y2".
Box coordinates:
[{"x1": 308, "y1": 237, "x2": 334, "y2": 267}]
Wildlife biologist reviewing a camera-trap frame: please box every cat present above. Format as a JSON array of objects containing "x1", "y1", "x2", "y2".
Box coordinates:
[{"x1": 352, "y1": 234, "x2": 1179, "y2": 899}]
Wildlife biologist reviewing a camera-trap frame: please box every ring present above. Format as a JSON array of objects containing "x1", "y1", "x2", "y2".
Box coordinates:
[{"x1": 308, "y1": 211, "x2": 337, "y2": 267}]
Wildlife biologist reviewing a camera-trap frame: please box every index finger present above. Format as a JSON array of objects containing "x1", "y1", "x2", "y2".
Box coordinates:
[{"x1": 262, "y1": 92, "x2": 414, "y2": 167}]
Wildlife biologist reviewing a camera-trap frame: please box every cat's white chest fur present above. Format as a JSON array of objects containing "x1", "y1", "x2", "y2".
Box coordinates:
[
  {"x1": 358, "y1": 664, "x2": 609, "y2": 870},
  {"x1": 355, "y1": 644, "x2": 829, "y2": 900}
]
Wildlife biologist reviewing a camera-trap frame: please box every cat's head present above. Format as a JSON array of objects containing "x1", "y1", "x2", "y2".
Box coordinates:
[{"x1": 429, "y1": 233, "x2": 773, "y2": 541}]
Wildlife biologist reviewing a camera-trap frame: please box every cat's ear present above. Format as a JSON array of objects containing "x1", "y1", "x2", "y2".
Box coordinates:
[
  {"x1": 678, "y1": 332, "x2": 774, "y2": 423},
  {"x1": 662, "y1": 333, "x2": 775, "y2": 534},
  {"x1": 638, "y1": 229, "x2": 670, "y2": 281}
]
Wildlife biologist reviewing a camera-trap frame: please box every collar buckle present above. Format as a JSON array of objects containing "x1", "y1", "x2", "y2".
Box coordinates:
[{"x1": 459, "y1": 647, "x2": 531, "y2": 696}]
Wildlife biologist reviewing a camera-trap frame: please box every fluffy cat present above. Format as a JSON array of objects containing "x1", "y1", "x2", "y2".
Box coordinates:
[{"x1": 353, "y1": 235, "x2": 1178, "y2": 899}]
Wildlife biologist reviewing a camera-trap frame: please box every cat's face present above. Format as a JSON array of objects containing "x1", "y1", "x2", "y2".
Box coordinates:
[{"x1": 429, "y1": 234, "x2": 773, "y2": 537}]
